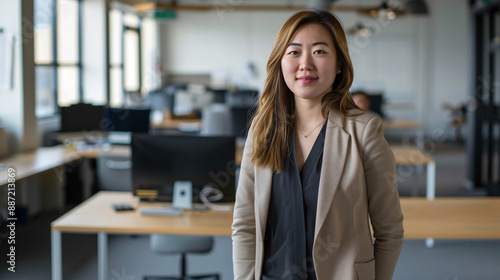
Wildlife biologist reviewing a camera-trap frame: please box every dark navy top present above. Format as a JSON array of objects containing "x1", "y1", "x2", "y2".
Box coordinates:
[{"x1": 261, "y1": 121, "x2": 327, "y2": 280}]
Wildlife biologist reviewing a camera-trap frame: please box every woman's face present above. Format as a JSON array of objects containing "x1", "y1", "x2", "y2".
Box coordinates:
[{"x1": 281, "y1": 23, "x2": 339, "y2": 103}]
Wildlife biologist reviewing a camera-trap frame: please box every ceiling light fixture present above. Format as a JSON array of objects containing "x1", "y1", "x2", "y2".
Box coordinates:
[
  {"x1": 347, "y1": 23, "x2": 375, "y2": 38},
  {"x1": 359, "y1": 1, "x2": 406, "y2": 21}
]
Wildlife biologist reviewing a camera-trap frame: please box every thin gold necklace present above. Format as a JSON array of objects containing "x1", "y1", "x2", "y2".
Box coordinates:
[{"x1": 296, "y1": 119, "x2": 325, "y2": 138}]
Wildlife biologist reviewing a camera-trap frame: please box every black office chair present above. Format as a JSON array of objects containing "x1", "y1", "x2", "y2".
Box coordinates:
[
  {"x1": 351, "y1": 91, "x2": 385, "y2": 119},
  {"x1": 226, "y1": 89, "x2": 258, "y2": 138},
  {"x1": 144, "y1": 234, "x2": 220, "y2": 280},
  {"x1": 367, "y1": 93, "x2": 384, "y2": 119},
  {"x1": 230, "y1": 105, "x2": 257, "y2": 138},
  {"x1": 209, "y1": 88, "x2": 227, "y2": 104}
]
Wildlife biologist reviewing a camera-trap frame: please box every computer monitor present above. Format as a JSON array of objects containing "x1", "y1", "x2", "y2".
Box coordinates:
[
  {"x1": 60, "y1": 103, "x2": 104, "y2": 132},
  {"x1": 103, "y1": 107, "x2": 151, "y2": 133},
  {"x1": 131, "y1": 134, "x2": 236, "y2": 203},
  {"x1": 174, "y1": 90, "x2": 214, "y2": 116}
]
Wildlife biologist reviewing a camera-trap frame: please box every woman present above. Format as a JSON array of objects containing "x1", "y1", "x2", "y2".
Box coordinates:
[{"x1": 232, "y1": 10, "x2": 404, "y2": 280}]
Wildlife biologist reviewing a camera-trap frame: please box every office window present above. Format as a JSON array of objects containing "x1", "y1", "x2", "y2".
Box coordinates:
[
  {"x1": 109, "y1": 10, "x2": 156, "y2": 107},
  {"x1": 34, "y1": 0, "x2": 82, "y2": 117},
  {"x1": 141, "y1": 17, "x2": 161, "y2": 96},
  {"x1": 109, "y1": 9, "x2": 124, "y2": 107},
  {"x1": 57, "y1": 0, "x2": 79, "y2": 64},
  {"x1": 34, "y1": 0, "x2": 56, "y2": 117},
  {"x1": 124, "y1": 29, "x2": 140, "y2": 92},
  {"x1": 34, "y1": 67, "x2": 56, "y2": 117},
  {"x1": 34, "y1": 27, "x2": 53, "y2": 64},
  {"x1": 123, "y1": 13, "x2": 140, "y2": 28},
  {"x1": 58, "y1": 66, "x2": 79, "y2": 106}
]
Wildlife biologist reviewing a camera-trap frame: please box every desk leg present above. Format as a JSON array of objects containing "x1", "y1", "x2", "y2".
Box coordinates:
[
  {"x1": 426, "y1": 162, "x2": 436, "y2": 200},
  {"x1": 51, "y1": 230, "x2": 62, "y2": 280},
  {"x1": 98, "y1": 232, "x2": 108, "y2": 280}
]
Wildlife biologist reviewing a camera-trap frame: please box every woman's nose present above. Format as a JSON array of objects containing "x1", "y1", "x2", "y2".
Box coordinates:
[{"x1": 299, "y1": 53, "x2": 314, "y2": 71}]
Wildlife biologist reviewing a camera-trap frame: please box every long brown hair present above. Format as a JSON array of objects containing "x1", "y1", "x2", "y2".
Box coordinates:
[{"x1": 251, "y1": 10, "x2": 358, "y2": 172}]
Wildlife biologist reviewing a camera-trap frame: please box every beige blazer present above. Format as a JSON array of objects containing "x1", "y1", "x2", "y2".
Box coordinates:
[{"x1": 232, "y1": 108, "x2": 404, "y2": 280}]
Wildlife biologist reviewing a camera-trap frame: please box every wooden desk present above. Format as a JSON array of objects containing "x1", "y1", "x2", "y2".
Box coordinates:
[
  {"x1": 51, "y1": 191, "x2": 233, "y2": 236},
  {"x1": 150, "y1": 111, "x2": 202, "y2": 130},
  {"x1": 51, "y1": 192, "x2": 500, "y2": 280},
  {"x1": 0, "y1": 146, "x2": 83, "y2": 187},
  {"x1": 75, "y1": 145, "x2": 130, "y2": 159},
  {"x1": 51, "y1": 191, "x2": 233, "y2": 280},
  {"x1": 0, "y1": 145, "x2": 132, "y2": 187},
  {"x1": 390, "y1": 145, "x2": 436, "y2": 200},
  {"x1": 383, "y1": 119, "x2": 423, "y2": 147},
  {"x1": 401, "y1": 197, "x2": 500, "y2": 239},
  {"x1": 383, "y1": 120, "x2": 420, "y2": 130}
]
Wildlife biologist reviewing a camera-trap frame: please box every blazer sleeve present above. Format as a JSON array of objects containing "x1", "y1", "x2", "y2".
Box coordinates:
[
  {"x1": 232, "y1": 124, "x2": 257, "y2": 280},
  {"x1": 361, "y1": 116, "x2": 404, "y2": 280}
]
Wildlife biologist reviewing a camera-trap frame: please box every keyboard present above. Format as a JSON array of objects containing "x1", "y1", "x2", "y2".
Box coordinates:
[{"x1": 140, "y1": 207, "x2": 183, "y2": 216}]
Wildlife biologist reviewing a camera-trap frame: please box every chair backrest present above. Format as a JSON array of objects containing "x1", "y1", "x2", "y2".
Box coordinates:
[
  {"x1": 150, "y1": 234, "x2": 213, "y2": 254},
  {"x1": 367, "y1": 93, "x2": 384, "y2": 118},
  {"x1": 210, "y1": 88, "x2": 227, "y2": 104},
  {"x1": 201, "y1": 104, "x2": 232, "y2": 136},
  {"x1": 230, "y1": 105, "x2": 256, "y2": 138},
  {"x1": 97, "y1": 153, "x2": 132, "y2": 191},
  {"x1": 225, "y1": 90, "x2": 258, "y2": 108}
]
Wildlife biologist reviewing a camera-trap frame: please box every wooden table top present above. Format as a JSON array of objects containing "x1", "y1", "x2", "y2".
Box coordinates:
[
  {"x1": 0, "y1": 146, "x2": 82, "y2": 187},
  {"x1": 150, "y1": 111, "x2": 202, "y2": 129},
  {"x1": 75, "y1": 145, "x2": 131, "y2": 159},
  {"x1": 383, "y1": 120, "x2": 420, "y2": 129},
  {"x1": 390, "y1": 145, "x2": 435, "y2": 164},
  {"x1": 401, "y1": 197, "x2": 500, "y2": 239},
  {"x1": 51, "y1": 191, "x2": 234, "y2": 236},
  {"x1": 52, "y1": 192, "x2": 500, "y2": 239}
]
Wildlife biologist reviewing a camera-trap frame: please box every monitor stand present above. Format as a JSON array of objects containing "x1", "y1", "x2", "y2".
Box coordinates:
[
  {"x1": 140, "y1": 181, "x2": 208, "y2": 216},
  {"x1": 172, "y1": 181, "x2": 208, "y2": 211},
  {"x1": 172, "y1": 181, "x2": 193, "y2": 209}
]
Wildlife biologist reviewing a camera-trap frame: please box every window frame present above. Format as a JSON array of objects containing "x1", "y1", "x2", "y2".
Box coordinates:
[
  {"x1": 108, "y1": 9, "x2": 143, "y2": 107},
  {"x1": 34, "y1": 0, "x2": 83, "y2": 119}
]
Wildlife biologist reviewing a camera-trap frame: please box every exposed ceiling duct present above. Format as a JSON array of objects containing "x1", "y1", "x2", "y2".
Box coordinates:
[
  {"x1": 308, "y1": 0, "x2": 337, "y2": 10},
  {"x1": 128, "y1": 0, "x2": 429, "y2": 16}
]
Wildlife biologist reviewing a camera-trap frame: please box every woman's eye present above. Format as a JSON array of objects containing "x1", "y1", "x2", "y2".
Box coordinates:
[
  {"x1": 314, "y1": 50, "x2": 326, "y2": 54},
  {"x1": 288, "y1": 51, "x2": 299, "y2": 55}
]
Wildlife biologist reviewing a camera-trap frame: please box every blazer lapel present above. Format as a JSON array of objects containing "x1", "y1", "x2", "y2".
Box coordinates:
[
  {"x1": 314, "y1": 109, "x2": 350, "y2": 238},
  {"x1": 255, "y1": 165, "x2": 273, "y2": 240},
  {"x1": 253, "y1": 165, "x2": 272, "y2": 278}
]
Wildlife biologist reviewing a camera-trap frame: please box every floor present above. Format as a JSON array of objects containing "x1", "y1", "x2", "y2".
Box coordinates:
[{"x1": 1, "y1": 142, "x2": 499, "y2": 280}]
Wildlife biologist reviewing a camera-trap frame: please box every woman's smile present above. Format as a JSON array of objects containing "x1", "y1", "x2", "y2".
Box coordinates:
[{"x1": 296, "y1": 75, "x2": 318, "y2": 84}]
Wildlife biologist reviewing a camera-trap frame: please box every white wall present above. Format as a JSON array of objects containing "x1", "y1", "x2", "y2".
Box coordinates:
[
  {"x1": 158, "y1": 0, "x2": 471, "y2": 139},
  {"x1": 159, "y1": 10, "x2": 293, "y2": 89},
  {"x1": 0, "y1": 0, "x2": 37, "y2": 154},
  {"x1": 0, "y1": 0, "x2": 42, "y2": 217},
  {"x1": 425, "y1": 0, "x2": 470, "y2": 140}
]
